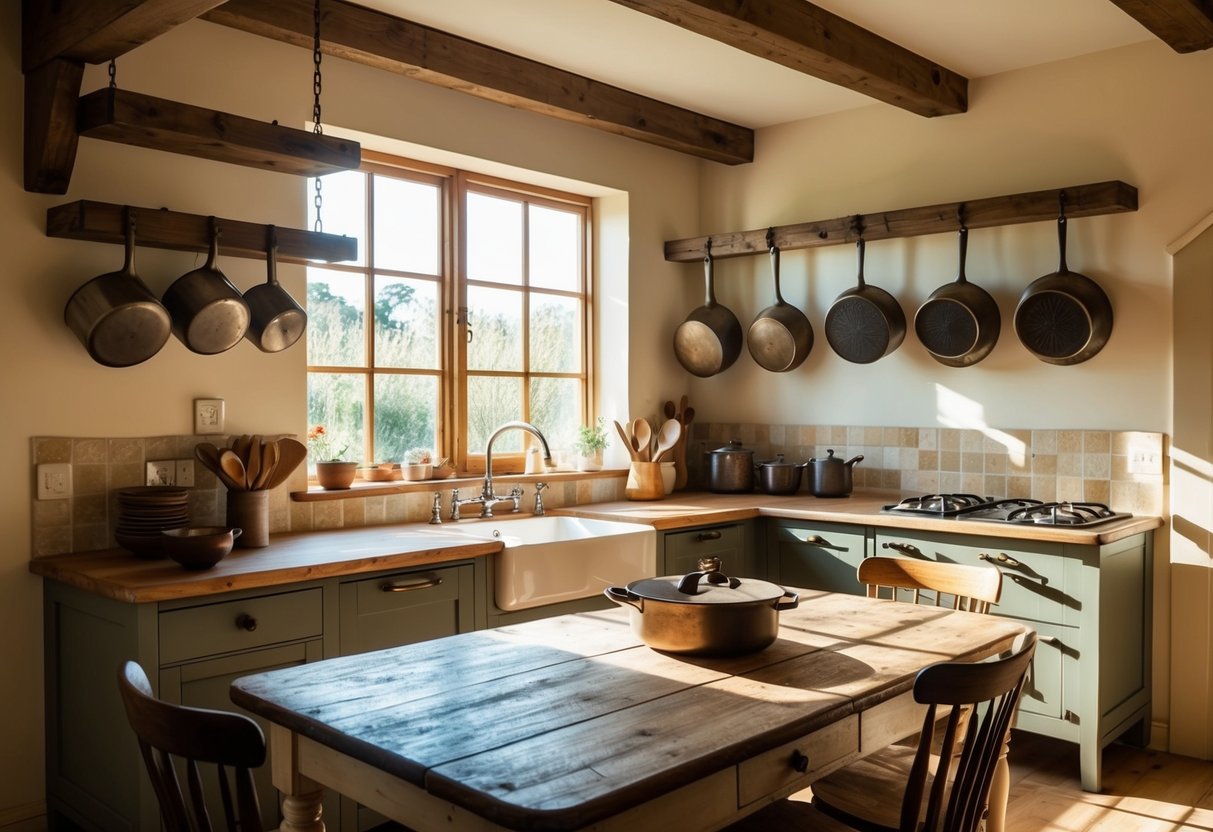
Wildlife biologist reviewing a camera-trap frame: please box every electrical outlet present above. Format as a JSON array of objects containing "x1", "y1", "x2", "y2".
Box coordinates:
[
  {"x1": 194, "y1": 398, "x2": 225, "y2": 434},
  {"x1": 36, "y1": 463, "x2": 72, "y2": 500},
  {"x1": 176, "y1": 459, "x2": 195, "y2": 487},
  {"x1": 1128, "y1": 449, "x2": 1161, "y2": 475},
  {"x1": 146, "y1": 460, "x2": 175, "y2": 486}
]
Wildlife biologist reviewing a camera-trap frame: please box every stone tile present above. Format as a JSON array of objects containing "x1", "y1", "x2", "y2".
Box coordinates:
[
  {"x1": 961, "y1": 452, "x2": 983, "y2": 472},
  {"x1": 190, "y1": 490, "x2": 221, "y2": 527},
  {"x1": 74, "y1": 463, "x2": 107, "y2": 496},
  {"x1": 940, "y1": 472, "x2": 961, "y2": 493},
  {"x1": 1057, "y1": 453, "x2": 1082, "y2": 477},
  {"x1": 1058, "y1": 430, "x2": 1082, "y2": 454},
  {"x1": 983, "y1": 475, "x2": 1006, "y2": 498},
  {"x1": 405, "y1": 492, "x2": 431, "y2": 523},
  {"x1": 1083, "y1": 430, "x2": 1111, "y2": 454},
  {"x1": 1007, "y1": 476, "x2": 1031, "y2": 498},
  {"x1": 901, "y1": 428, "x2": 918, "y2": 448},
  {"x1": 342, "y1": 498, "x2": 366, "y2": 528},
  {"x1": 73, "y1": 494, "x2": 107, "y2": 525},
  {"x1": 35, "y1": 437, "x2": 73, "y2": 464},
  {"x1": 383, "y1": 495, "x2": 408, "y2": 525},
  {"x1": 829, "y1": 426, "x2": 847, "y2": 444},
  {"x1": 883, "y1": 447, "x2": 900, "y2": 470},
  {"x1": 883, "y1": 427, "x2": 901, "y2": 447},
  {"x1": 985, "y1": 454, "x2": 1007, "y2": 476},
  {"x1": 289, "y1": 500, "x2": 314, "y2": 532},
  {"x1": 34, "y1": 498, "x2": 71, "y2": 527},
  {"x1": 899, "y1": 448, "x2": 917, "y2": 470},
  {"x1": 918, "y1": 450, "x2": 939, "y2": 471},
  {"x1": 109, "y1": 438, "x2": 144, "y2": 464},
  {"x1": 34, "y1": 526, "x2": 73, "y2": 557},
  {"x1": 1057, "y1": 477, "x2": 1083, "y2": 502},
  {"x1": 1031, "y1": 430, "x2": 1057, "y2": 455},
  {"x1": 1084, "y1": 453, "x2": 1111, "y2": 480},
  {"x1": 576, "y1": 479, "x2": 593, "y2": 504},
  {"x1": 145, "y1": 436, "x2": 177, "y2": 460},
  {"x1": 73, "y1": 523, "x2": 108, "y2": 554},
  {"x1": 918, "y1": 429, "x2": 938, "y2": 450},
  {"x1": 110, "y1": 462, "x2": 144, "y2": 491},
  {"x1": 961, "y1": 473, "x2": 983, "y2": 494},
  {"x1": 916, "y1": 471, "x2": 940, "y2": 494},
  {"x1": 961, "y1": 430, "x2": 983, "y2": 453},
  {"x1": 769, "y1": 424, "x2": 786, "y2": 447},
  {"x1": 848, "y1": 426, "x2": 865, "y2": 446},
  {"x1": 364, "y1": 497, "x2": 386, "y2": 526},
  {"x1": 881, "y1": 469, "x2": 901, "y2": 490},
  {"x1": 313, "y1": 501, "x2": 343, "y2": 530},
  {"x1": 940, "y1": 429, "x2": 961, "y2": 451},
  {"x1": 73, "y1": 438, "x2": 108, "y2": 464},
  {"x1": 939, "y1": 451, "x2": 961, "y2": 472},
  {"x1": 1084, "y1": 479, "x2": 1110, "y2": 504},
  {"x1": 1032, "y1": 454, "x2": 1057, "y2": 476},
  {"x1": 795, "y1": 425, "x2": 816, "y2": 445},
  {"x1": 1032, "y1": 477, "x2": 1057, "y2": 502}
]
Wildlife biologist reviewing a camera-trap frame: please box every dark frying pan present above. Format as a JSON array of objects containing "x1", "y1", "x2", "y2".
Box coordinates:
[
  {"x1": 825, "y1": 234, "x2": 906, "y2": 364},
  {"x1": 162, "y1": 217, "x2": 251, "y2": 355},
  {"x1": 673, "y1": 245, "x2": 743, "y2": 377},
  {"x1": 244, "y1": 226, "x2": 307, "y2": 353},
  {"x1": 915, "y1": 220, "x2": 1001, "y2": 367},
  {"x1": 1014, "y1": 197, "x2": 1112, "y2": 365},
  {"x1": 747, "y1": 241, "x2": 813, "y2": 372}
]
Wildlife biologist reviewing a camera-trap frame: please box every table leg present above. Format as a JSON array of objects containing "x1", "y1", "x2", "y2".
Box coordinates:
[
  {"x1": 271, "y1": 724, "x2": 326, "y2": 832},
  {"x1": 280, "y1": 791, "x2": 325, "y2": 832}
]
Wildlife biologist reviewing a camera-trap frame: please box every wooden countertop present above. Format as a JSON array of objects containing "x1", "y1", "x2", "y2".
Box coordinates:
[{"x1": 30, "y1": 491, "x2": 1162, "y2": 604}]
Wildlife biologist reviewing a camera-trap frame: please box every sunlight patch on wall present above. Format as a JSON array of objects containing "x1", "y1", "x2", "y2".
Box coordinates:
[{"x1": 935, "y1": 384, "x2": 1028, "y2": 467}]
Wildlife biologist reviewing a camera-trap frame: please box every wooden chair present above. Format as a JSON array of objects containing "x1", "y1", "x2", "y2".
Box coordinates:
[
  {"x1": 117, "y1": 660, "x2": 267, "y2": 832},
  {"x1": 858, "y1": 556, "x2": 1003, "y2": 614},
  {"x1": 728, "y1": 631, "x2": 1037, "y2": 832}
]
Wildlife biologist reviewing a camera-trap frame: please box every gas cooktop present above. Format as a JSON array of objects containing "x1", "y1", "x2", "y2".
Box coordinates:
[{"x1": 882, "y1": 495, "x2": 1132, "y2": 528}]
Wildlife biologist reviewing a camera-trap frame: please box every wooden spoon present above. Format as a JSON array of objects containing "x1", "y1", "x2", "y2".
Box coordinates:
[
  {"x1": 264, "y1": 437, "x2": 308, "y2": 489},
  {"x1": 245, "y1": 434, "x2": 263, "y2": 490},
  {"x1": 653, "y1": 418, "x2": 681, "y2": 462},
  {"x1": 218, "y1": 449, "x2": 247, "y2": 491},
  {"x1": 614, "y1": 420, "x2": 640, "y2": 462},
  {"x1": 632, "y1": 418, "x2": 652, "y2": 461},
  {"x1": 194, "y1": 442, "x2": 235, "y2": 487},
  {"x1": 664, "y1": 400, "x2": 676, "y2": 420},
  {"x1": 232, "y1": 434, "x2": 251, "y2": 464},
  {"x1": 254, "y1": 440, "x2": 279, "y2": 490}
]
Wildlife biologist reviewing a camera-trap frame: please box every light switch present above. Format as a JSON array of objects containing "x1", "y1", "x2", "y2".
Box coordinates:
[
  {"x1": 37, "y1": 463, "x2": 72, "y2": 500},
  {"x1": 194, "y1": 397, "x2": 225, "y2": 434}
]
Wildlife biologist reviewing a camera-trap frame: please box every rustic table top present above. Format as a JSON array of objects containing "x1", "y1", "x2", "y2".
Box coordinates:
[{"x1": 230, "y1": 589, "x2": 1028, "y2": 831}]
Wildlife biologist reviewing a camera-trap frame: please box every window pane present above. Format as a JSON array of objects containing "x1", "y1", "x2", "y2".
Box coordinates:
[
  {"x1": 466, "y1": 192, "x2": 522, "y2": 285},
  {"x1": 374, "y1": 177, "x2": 440, "y2": 275},
  {"x1": 530, "y1": 377, "x2": 581, "y2": 451},
  {"x1": 467, "y1": 376, "x2": 522, "y2": 453},
  {"x1": 307, "y1": 268, "x2": 365, "y2": 367},
  {"x1": 374, "y1": 374, "x2": 438, "y2": 463},
  {"x1": 529, "y1": 294, "x2": 581, "y2": 373},
  {"x1": 529, "y1": 205, "x2": 580, "y2": 291},
  {"x1": 308, "y1": 170, "x2": 366, "y2": 266},
  {"x1": 374, "y1": 276, "x2": 439, "y2": 369},
  {"x1": 307, "y1": 373, "x2": 364, "y2": 465},
  {"x1": 467, "y1": 286, "x2": 522, "y2": 371}
]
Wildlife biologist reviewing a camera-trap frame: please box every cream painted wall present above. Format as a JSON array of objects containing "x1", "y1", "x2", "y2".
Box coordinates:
[{"x1": 0, "y1": 8, "x2": 698, "y2": 818}]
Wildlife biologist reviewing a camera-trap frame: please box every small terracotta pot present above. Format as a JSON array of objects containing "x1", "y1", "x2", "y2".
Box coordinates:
[{"x1": 316, "y1": 461, "x2": 357, "y2": 490}]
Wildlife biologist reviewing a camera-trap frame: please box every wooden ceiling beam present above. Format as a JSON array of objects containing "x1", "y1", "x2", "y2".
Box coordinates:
[
  {"x1": 21, "y1": 0, "x2": 227, "y2": 73},
  {"x1": 605, "y1": 0, "x2": 968, "y2": 117},
  {"x1": 203, "y1": 0, "x2": 754, "y2": 165},
  {"x1": 1107, "y1": 0, "x2": 1213, "y2": 52}
]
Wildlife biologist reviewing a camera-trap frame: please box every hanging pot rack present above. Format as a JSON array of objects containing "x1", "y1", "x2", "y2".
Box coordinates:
[
  {"x1": 46, "y1": 200, "x2": 357, "y2": 263},
  {"x1": 662, "y1": 180, "x2": 1137, "y2": 262}
]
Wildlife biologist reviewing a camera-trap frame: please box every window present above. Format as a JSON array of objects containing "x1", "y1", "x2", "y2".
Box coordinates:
[{"x1": 306, "y1": 152, "x2": 592, "y2": 473}]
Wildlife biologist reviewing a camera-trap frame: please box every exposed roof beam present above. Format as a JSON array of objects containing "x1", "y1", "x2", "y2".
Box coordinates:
[
  {"x1": 1107, "y1": 0, "x2": 1213, "y2": 52},
  {"x1": 21, "y1": 0, "x2": 227, "y2": 73},
  {"x1": 203, "y1": 0, "x2": 754, "y2": 165},
  {"x1": 605, "y1": 0, "x2": 967, "y2": 117}
]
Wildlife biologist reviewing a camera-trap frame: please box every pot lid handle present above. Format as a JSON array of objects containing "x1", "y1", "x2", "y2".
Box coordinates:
[{"x1": 676, "y1": 558, "x2": 742, "y2": 594}]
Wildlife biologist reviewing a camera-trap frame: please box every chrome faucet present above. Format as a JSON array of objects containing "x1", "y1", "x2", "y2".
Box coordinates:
[{"x1": 450, "y1": 421, "x2": 553, "y2": 520}]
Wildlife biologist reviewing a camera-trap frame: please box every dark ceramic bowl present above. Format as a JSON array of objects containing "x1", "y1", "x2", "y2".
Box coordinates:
[{"x1": 161, "y1": 526, "x2": 241, "y2": 570}]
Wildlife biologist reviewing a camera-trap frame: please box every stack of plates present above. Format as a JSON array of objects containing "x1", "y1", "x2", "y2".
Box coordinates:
[{"x1": 115, "y1": 486, "x2": 190, "y2": 558}]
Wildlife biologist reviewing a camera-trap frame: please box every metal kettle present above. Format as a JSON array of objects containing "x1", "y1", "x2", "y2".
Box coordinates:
[{"x1": 806, "y1": 449, "x2": 864, "y2": 497}]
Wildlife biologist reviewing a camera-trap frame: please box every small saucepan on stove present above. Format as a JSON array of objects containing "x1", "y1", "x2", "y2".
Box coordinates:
[
  {"x1": 756, "y1": 454, "x2": 807, "y2": 495},
  {"x1": 1014, "y1": 194, "x2": 1113, "y2": 366},
  {"x1": 605, "y1": 557, "x2": 799, "y2": 655}
]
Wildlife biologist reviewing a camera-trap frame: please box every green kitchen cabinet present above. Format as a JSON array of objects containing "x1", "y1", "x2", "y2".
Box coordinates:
[
  {"x1": 765, "y1": 519, "x2": 871, "y2": 593},
  {"x1": 42, "y1": 559, "x2": 480, "y2": 832},
  {"x1": 660, "y1": 520, "x2": 760, "y2": 578},
  {"x1": 871, "y1": 527, "x2": 1153, "y2": 792}
]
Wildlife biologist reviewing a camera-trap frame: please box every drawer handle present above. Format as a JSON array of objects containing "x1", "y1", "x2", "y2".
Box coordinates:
[
  {"x1": 881, "y1": 541, "x2": 920, "y2": 556},
  {"x1": 790, "y1": 750, "x2": 810, "y2": 773},
  {"x1": 382, "y1": 576, "x2": 444, "y2": 593},
  {"x1": 695, "y1": 531, "x2": 723, "y2": 542},
  {"x1": 981, "y1": 553, "x2": 1049, "y2": 586},
  {"x1": 236, "y1": 614, "x2": 257, "y2": 632},
  {"x1": 980, "y1": 552, "x2": 1022, "y2": 568}
]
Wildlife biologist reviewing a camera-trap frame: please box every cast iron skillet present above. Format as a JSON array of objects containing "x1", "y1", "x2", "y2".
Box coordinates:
[
  {"x1": 673, "y1": 241, "x2": 743, "y2": 377},
  {"x1": 915, "y1": 212, "x2": 1001, "y2": 367},
  {"x1": 825, "y1": 224, "x2": 906, "y2": 364}
]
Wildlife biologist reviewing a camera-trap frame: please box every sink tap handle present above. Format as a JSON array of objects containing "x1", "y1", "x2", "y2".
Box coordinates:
[
  {"x1": 429, "y1": 492, "x2": 443, "y2": 525},
  {"x1": 450, "y1": 488, "x2": 462, "y2": 521},
  {"x1": 534, "y1": 482, "x2": 548, "y2": 515}
]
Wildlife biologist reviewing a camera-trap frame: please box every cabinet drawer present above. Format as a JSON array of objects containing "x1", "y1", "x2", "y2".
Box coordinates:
[
  {"x1": 159, "y1": 588, "x2": 323, "y2": 665},
  {"x1": 664, "y1": 524, "x2": 747, "y2": 576},
  {"x1": 769, "y1": 521, "x2": 868, "y2": 595},
  {"x1": 339, "y1": 564, "x2": 474, "y2": 655},
  {"x1": 737, "y1": 713, "x2": 858, "y2": 806},
  {"x1": 873, "y1": 531, "x2": 1077, "y2": 625}
]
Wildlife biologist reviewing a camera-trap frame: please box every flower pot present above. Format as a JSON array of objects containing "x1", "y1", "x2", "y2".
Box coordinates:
[
  {"x1": 576, "y1": 449, "x2": 603, "y2": 472},
  {"x1": 315, "y1": 461, "x2": 357, "y2": 490},
  {"x1": 402, "y1": 463, "x2": 432, "y2": 481}
]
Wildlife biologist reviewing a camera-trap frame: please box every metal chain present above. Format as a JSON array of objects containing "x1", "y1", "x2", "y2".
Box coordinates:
[
  {"x1": 312, "y1": 0, "x2": 324, "y2": 232},
  {"x1": 108, "y1": 59, "x2": 116, "y2": 89}
]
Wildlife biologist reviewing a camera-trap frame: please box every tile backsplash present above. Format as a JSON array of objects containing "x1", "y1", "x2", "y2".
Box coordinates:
[{"x1": 32, "y1": 424, "x2": 1166, "y2": 557}]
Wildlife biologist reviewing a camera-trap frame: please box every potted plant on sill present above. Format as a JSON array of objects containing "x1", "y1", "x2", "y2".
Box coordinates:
[
  {"x1": 574, "y1": 418, "x2": 609, "y2": 472},
  {"x1": 403, "y1": 447, "x2": 434, "y2": 481},
  {"x1": 307, "y1": 424, "x2": 356, "y2": 490}
]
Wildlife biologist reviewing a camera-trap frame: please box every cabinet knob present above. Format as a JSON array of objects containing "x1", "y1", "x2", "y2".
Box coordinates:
[
  {"x1": 236, "y1": 613, "x2": 257, "y2": 632},
  {"x1": 790, "y1": 750, "x2": 810, "y2": 773}
]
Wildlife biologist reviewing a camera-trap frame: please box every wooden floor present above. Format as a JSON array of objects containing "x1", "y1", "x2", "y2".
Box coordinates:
[{"x1": 1005, "y1": 731, "x2": 1213, "y2": 831}]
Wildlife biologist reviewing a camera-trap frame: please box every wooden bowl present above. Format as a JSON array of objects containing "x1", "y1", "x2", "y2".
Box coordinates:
[{"x1": 161, "y1": 527, "x2": 241, "y2": 570}]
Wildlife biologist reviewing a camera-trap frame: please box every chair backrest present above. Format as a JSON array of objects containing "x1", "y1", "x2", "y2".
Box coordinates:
[
  {"x1": 901, "y1": 632, "x2": 1037, "y2": 832},
  {"x1": 117, "y1": 661, "x2": 266, "y2": 832},
  {"x1": 859, "y1": 556, "x2": 1003, "y2": 614}
]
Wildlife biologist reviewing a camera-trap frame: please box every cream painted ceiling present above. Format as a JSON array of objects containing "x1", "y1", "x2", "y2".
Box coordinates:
[{"x1": 351, "y1": 0, "x2": 1151, "y2": 128}]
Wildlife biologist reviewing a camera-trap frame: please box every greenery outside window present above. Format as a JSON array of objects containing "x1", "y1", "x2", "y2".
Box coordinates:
[{"x1": 307, "y1": 152, "x2": 592, "y2": 475}]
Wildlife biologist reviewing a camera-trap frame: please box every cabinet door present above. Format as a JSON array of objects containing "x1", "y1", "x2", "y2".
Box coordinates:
[
  {"x1": 662, "y1": 523, "x2": 755, "y2": 577},
  {"x1": 159, "y1": 640, "x2": 326, "y2": 830},
  {"x1": 767, "y1": 520, "x2": 869, "y2": 594},
  {"x1": 338, "y1": 563, "x2": 475, "y2": 656}
]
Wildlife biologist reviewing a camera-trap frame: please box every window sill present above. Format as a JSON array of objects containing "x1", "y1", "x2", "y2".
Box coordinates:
[{"x1": 290, "y1": 468, "x2": 627, "y2": 502}]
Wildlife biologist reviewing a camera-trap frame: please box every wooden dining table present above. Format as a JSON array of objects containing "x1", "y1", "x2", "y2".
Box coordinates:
[{"x1": 230, "y1": 589, "x2": 1029, "y2": 832}]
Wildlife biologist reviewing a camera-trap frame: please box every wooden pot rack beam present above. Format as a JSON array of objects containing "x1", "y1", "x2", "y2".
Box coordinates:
[
  {"x1": 46, "y1": 200, "x2": 358, "y2": 263},
  {"x1": 663, "y1": 180, "x2": 1138, "y2": 262}
]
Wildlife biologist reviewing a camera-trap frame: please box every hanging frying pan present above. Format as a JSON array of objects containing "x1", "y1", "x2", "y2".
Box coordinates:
[
  {"x1": 1014, "y1": 194, "x2": 1112, "y2": 365},
  {"x1": 64, "y1": 207, "x2": 171, "y2": 367},
  {"x1": 747, "y1": 234, "x2": 813, "y2": 372},
  {"x1": 162, "y1": 217, "x2": 250, "y2": 355},
  {"x1": 243, "y1": 226, "x2": 307, "y2": 353},
  {"x1": 915, "y1": 212, "x2": 1001, "y2": 367},
  {"x1": 824, "y1": 224, "x2": 906, "y2": 364},
  {"x1": 673, "y1": 242, "x2": 743, "y2": 377}
]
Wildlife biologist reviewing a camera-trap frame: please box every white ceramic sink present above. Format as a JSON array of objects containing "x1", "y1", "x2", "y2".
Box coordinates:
[{"x1": 427, "y1": 516, "x2": 656, "y2": 612}]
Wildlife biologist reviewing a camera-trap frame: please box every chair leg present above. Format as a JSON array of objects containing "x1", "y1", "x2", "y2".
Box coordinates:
[{"x1": 985, "y1": 740, "x2": 1011, "y2": 832}]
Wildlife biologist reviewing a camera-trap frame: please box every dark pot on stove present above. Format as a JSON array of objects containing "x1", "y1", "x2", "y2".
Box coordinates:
[
  {"x1": 756, "y1": 454, "x2": 807, "y2": 495},
  {"x1": 706, "y1": 439, "x2": 755, "y2": 493},
  {"x1": 806, "y1": 449, "x2": 864, "y2": 497}
]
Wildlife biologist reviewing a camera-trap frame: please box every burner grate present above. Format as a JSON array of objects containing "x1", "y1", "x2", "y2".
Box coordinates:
[{"x1": 882, "y1": 493, "x2": 996, "y2": 517}]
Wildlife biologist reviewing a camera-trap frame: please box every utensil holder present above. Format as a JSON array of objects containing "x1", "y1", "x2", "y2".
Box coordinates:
[
  {"x1": 226, "y1": 489, "x2": 269, "y2": 548},
  {"x1": 625, "y1": 462, "x2": 665, "y2": 501}
]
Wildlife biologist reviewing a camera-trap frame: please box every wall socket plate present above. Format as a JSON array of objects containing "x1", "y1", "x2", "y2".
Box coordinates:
[
  {"x1": 194, "y1": 398, "x2": 225, "y2": 434},
  {"x1": 36, "y1": 463, "x2": 72, "y2": 500},
  {"x1": 147, "y1": 460, "x2": 175, "y2": 486}
]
